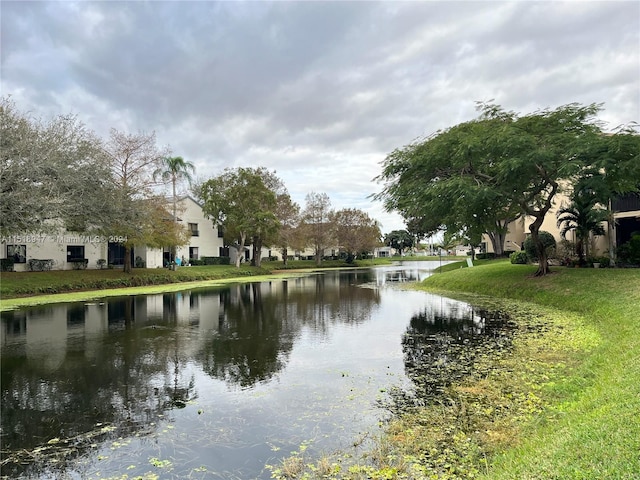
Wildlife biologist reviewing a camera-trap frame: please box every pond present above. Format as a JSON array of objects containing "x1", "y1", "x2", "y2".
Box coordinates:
[{"x1": 0, "y1": 261, "x2": 514, "y2": 479}]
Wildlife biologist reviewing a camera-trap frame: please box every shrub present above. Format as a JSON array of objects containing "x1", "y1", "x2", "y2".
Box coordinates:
[
  {"x1": 96, "y1": 258, "x2": 107, "y2": 269},
  {"x1": 28, "y1": 259, "x2": 54, "y2": 271},
  {"x1": 201, "y1": 256, "x2": 230, "y2": 265},
  {"x1": 134, "y1": 256, "x2": 146, "y2": 268},
  {"x1": 510, "y1": 251, "x2": 528, "y2": 264},
  {"x1": 70, "y1": 259, "x2": 88, "y2": 270},
  {"x1": 475, "y1": 253, "x2": 496, "y2": 260},
  {"x1": 1, "y1": 258, "x2": 15, "y2": 271},
  {"x1": 617, "y1": 234, "x2": 640, "y2": 266},
  {"x1": 587, "y1": 256, "x2": 610, "y2": 268},
  {"x1": 557, "y1": 239, "x2": 576, "y2": 260},
  {"x1": 523, "y1": 231, "x2": 557, "y2": 262}
]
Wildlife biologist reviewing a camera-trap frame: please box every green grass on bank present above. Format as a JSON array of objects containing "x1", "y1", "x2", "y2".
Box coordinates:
[
  {"x1": 416, "y1": 260, "x2": 640, "y2": 479},
  {"x1": 0, "y1": 256, "x2": 457, "y2": 302},
  {"x1": 0, "y1": 264, "x2": 271, "y2": 299}
]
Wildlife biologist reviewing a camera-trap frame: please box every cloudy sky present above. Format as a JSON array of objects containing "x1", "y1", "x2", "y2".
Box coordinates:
[{"x1": 2, "y1": 1, "x2": 639, "y2": 233}]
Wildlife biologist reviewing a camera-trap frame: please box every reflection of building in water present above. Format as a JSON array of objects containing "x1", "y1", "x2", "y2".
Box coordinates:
[
  {"x1": 0, "y1": 290, "x2": 225, "y2": 365},
  {"x1": 372, "y1": 261, "x2": 443, "y2": 286}
]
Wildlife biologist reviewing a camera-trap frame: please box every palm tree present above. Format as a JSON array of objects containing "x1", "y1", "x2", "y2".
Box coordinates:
[
  {"x1": 556, "y1": 193, "x2": 607, "y2": 265},
  {"x1": 155, "y1": 156, "x2": 196, "y2": 263}
]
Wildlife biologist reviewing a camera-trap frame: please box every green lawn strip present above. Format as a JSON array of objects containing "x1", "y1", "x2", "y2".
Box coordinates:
[
  {"x1": 0, "y1": 271, "x2": 319, "y2": 311},
  {"x1": 415, "y1": 261, "x2": 640, "y2": 479},
  {"x1": 0, "y1": 259, "x2": 390, "y2": 301},
  {"x1": 0, "y1": 265, "x2": 266, "y2": 298}
]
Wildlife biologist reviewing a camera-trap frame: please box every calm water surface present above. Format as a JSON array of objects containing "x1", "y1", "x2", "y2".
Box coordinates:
[{"x1": 1, "y1": 261, "x2": 511, "y2": 479}]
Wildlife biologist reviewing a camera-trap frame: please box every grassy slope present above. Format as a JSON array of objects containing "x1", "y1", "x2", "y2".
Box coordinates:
[{"x1": 420, "y1": 260, "x2": 640, "y2": 479}]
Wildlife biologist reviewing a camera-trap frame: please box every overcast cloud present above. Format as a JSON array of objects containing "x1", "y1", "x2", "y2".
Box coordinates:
[{"x1": 2, "y1": 1, "x2": 639, "y2": 233}]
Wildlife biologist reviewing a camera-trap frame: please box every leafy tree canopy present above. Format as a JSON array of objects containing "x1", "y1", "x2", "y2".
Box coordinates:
[
  {"x1": 384, "y1": 230, "x2": 414, "y2": 256},
  {"x1": 101, "y1": 129, "x2": 174, "y2": 272},
  {"x1": 200, "y1": 167, "x2": 278, "y2": 268},
  {"x1": 331, "y1": 208, "x2": 382, "y2": 261},
  {"x1": 273, "y1": 192, "x2": 301, "y2": 266},
  {"x1": 300, "y1": 192, "x2": 333, "y2": 266},
  {"x1": 376, "y1": 102, "x2": 636, "y2": 276},
  {"x1": 0, "y1": 97, "x2": 111, "y2": 237}
]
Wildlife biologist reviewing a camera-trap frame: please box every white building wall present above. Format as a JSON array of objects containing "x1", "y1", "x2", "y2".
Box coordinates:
[
  {"x1": 1, "y1": 196, "x2": 225, "y2": 271},
  {"x1": 174, "y1": 196, "x2": 225, "y2": 263},
  {"x1": 2, "y1": 234, "x2": 109, "y2": 271}
]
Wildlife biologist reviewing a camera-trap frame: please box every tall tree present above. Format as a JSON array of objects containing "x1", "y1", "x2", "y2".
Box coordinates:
[
  {"x1": 330, "y1": 208, "x2": 382, "y2": 261},
  {"x1": 273, "y1": 193, "x2": 300, "y2": 266},
  {"x1": 377, "y1": 102, "x2": 611, "y2": 276},
  {"x1": 384, "y1": 230, "x2": 414, "y2": 256},
  {"x1": 301, "y1": 192, "x2": 333, "y2": 266},
  {"x1": 375, "y1": 115, "x2": 521, "y2": 258},
  {"x1": 154, "y1": 155, "x2": 196, "y2": 263},
  {"x1": 102, "y1": 129, "x2": 173, "y2": 273},
  {"x1": 199, "y1": 167, "x2": 278, "y2": 268},
  {"x1": 496, "y1": 103, "x2": 604, "y2": 275},
  {"x1": 0, "y1": 97, "x2": 111, "y2": 237},
  {"x1": 251, "y1": 168, "x2": 286, "y2": 267}
]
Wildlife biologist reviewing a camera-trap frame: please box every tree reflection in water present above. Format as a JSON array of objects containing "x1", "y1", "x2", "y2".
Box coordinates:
[
  {"x1": 386, "y1": 299, "x2": 516, "y2": 413},
  {"x1": 0, "y1": 270, "x2": 382, "y2": 478}
]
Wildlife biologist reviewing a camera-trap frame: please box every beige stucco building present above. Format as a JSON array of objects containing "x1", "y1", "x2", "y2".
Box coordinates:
[{"x1": 484, "y1": 191, "x2": 640, "y2": 259}]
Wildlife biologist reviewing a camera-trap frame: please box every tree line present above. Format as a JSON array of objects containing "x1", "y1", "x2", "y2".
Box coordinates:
[
  {"x1": 195, "y1": 168, "x2": 382, "y2": 268},
  {"x1": 1, "y1": 98, "x2": 382, "y2": 271},
  {"x1": 375, "y1": 102, "x2": 640, "y2": 276}
]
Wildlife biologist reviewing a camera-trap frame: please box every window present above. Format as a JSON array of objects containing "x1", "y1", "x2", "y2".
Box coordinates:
[
  {"x1": 7, "y1": 245, "x2": 26, "y2": 263},
  {"x1": 188, "y1": 223, "x2": 199, "y2": 237},
  {"x1": 217, "y1": 226, "x2": 224, "y2": 238},
  {"x1": 67, "y1": 245, "x2": 85, "y2": 261},
  {"x1": 189, "y1": 247, "x2": 199, "y2": 261},
  {"x1": 108, "y1": 242, "x2": 132, "y2": 266}
]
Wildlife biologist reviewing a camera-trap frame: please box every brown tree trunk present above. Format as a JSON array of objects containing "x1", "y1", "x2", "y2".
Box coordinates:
[
  {"x1": 124, "y1": 245, "x2": 132, "y2": 273},
  {"x1": 530, "y1": 225, "x2": 550, "y2": 276},
  {"x1": 252, "y1": 236, "x2": 263, "y2": 267}
]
